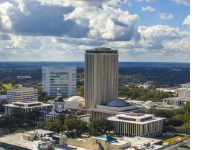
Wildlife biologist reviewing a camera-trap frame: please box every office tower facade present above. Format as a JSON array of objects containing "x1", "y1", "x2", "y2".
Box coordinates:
[
  {"x1": 7, "y1": 87, "x2": 38, "y2": 103},
  {"x1": 84, "y1": 48, "x2": 118, "y2": 109},
  {"x1": 42, "y1": 66, "x2": 76, "y2": 97}
]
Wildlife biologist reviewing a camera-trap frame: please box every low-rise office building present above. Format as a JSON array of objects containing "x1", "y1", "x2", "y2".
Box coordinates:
[
  {"x1": 3, "y1": 101, "x2": 52, "y2": 115},
  {"x1": 7, "y1": 87, "x2": 38, "y2": 103},
  {"x1": 163, "y1": 89, "x2": 190, "y2": 106},
  {"x1": 107, "y1": 112, "x2": 166, "y2": 137}
]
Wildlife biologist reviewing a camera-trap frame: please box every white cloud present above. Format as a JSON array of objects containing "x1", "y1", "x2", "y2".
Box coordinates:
[
  {"x1": 64, "y1": 4, "x2": 140, "y2": 41},
  {"x1": 0, "y1": 0, "x2": 139, "y2": 41},
  {"x1": 37, "y1": 0, "x2": 130, "y2": 7},
  {"x1": 172, "y1": 0, "x2": 190, "y2": 6},
  {"x1": 141, "y1": 6, "x2": 156, "y2": 11},
  {"x1": 136, "y1": 0, "x2": 158, "y2": 2},
  {"x1": 159, "y1": 13, "x2": 174, "y2": 19},
  {"x1": 104, "y1": 25, "x2": 189, "y2": 51},
  {"x1": 0, "y1": 0, "x2": 190, "y2": 62},
  {"x1": 183, "y1": 15, "x2": 190, "y2": 26}
]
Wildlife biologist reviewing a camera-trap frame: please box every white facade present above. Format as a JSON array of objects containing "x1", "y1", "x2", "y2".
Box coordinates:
[
  {"x1": 3, "y1": 101, "x2": 52, "y2": 115},
  {"x1": 107, "y1": 113, "x2": 166, "y2": 137},
  {"x1": 7, "y1": 87, "x2": 38, "y2": 103},
  {"x1": 42, "y1": 66, "x2": 76, "y2": 97}
]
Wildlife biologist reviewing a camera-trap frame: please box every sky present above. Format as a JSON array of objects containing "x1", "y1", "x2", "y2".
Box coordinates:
[{"x1": 0, "y1": 0, "x2": 190, "y2": 62}]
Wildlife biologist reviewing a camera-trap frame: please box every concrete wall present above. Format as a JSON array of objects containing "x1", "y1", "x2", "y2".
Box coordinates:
[
  {"x1": 96, "y1": 105, "x2": 136, "y2": 111},
  {"x1": 178, "y1": 90, "x2": 190, "y2": 99},
  {"x1": 85, "y1": 49, "x2": 118, "y2": 109},
  {"x1": 67, "y1": 138, "x2": 91, "y2": 149},
  {"x1": 67, "y1": 137, "x2": 131, "y2": 150}
]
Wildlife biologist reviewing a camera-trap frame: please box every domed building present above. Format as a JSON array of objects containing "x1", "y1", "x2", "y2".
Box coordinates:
[
  {"x1": 64, "y1": 96, "x2": 85, "y2": 108},
  {"x1": 88, "y1": 99, "x2": 137, "y2": 120},
  {"x1": 41, "y1": 91, "x2": 71, "y2": 121},
  {"x1": 53, "y1": 91, "x2": 66, "y2": 111},
  {"x1": 106, "y1": 99, "x2": 128, "y2": 107},
  {"x1": 143, "y1": 100, "x2": 157, "y2": 109}
]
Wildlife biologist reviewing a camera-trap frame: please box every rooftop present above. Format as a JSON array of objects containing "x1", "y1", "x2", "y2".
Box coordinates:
[
  {"x1": 3, "y1": 101, "x2": 51, "y2": 108},
  {"x1": 0, "y1": 129, "x2": 54, "y2": 150},
  {"x1": 121, "y1": 136, "x2": 162, "y2": 149},
  {"x1": 108, "y1": 113, "x2": 166, "y2": 125},
  {"x1": 86, "y1": 48, "x2": 118, "y2": 53},
  {"x1": 163, "y1": 97, "x2": 190, "y2": 101}
]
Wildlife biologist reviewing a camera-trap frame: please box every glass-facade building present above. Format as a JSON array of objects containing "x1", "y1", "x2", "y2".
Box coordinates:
[{"x1": 42, "y1": 66, "x2": 76, "y2": 97}]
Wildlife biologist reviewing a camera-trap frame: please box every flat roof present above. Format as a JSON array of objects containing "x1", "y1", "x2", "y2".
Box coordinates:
[
  {"x1": 163, "y1": 97, "x2": 190, "y2": 101},
  {"x1": 108, "y1": 114, "x2": 166, "y2": 125},
  {"x1": 86, "y1": 48, "x2": 118, "y2": 53},
  {"x1": 117, "y1": 113, "x2": 154, "y2": 119},
  {"x1": 0, "y1": 129, "x2": 54, "y2": 150},
  {"x1": 3, "y1": 103, "x2": 51, "y2": 108},
  {"x1": 121, "y1": 136, "x2": 163, "y2": 149}
]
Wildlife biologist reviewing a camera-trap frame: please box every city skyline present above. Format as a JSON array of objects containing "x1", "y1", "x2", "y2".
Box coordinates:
[{"x1": 0, "y1": 0, "x2": 190, "y2": 62}]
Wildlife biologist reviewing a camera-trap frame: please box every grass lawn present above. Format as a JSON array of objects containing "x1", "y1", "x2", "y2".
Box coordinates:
[
  {"x1": 2, "y1": 83, "x2": 12, "y2": 89},
  {"x1": 2, "y1": 83, "x2": 22, "y2": 90},
  {"x1": 153, "y1": 135, "x2": 177, "y2": 140}
]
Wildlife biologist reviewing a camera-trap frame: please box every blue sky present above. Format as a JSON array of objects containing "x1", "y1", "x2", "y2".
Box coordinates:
[{"x1": 0, "y1": 0, "x2": 190, "y2": 62}]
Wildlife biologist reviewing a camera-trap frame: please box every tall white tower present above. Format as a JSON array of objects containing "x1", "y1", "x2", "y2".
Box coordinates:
[{"x1": 84, "y1": 48, "x2": 118, "y2": 109}]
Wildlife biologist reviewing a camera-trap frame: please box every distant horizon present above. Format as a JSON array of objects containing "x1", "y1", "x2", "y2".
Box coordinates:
[{"x1": 0, "y1": 61, "x2": 190, "y2": 63}]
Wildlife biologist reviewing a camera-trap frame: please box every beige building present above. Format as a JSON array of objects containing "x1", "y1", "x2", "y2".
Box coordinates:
[
  {"x1": 163, "y1": 89, "x2": 190, "y2": 106},
  {"x1": 67, "y1": 134, "x2": 131, "y2": 150},
  {"x1": 179, "y1": 83, "x2": 190, "y2": 88},
  {"x1": 7, "y1": 87, "x2": 38, "y2": 103},
  {"x1": 107, "y1": 113, "x2": 166, "y2": 137},
  {"x1": 84, "y1": 48, "x2": 118, "y2": 109}
]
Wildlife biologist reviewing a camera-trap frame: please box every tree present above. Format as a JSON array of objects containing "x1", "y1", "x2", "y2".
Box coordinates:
[
  {"x1": 89, "y1": 118, "x2": 113, "y2": 136},
  {"x1": 67, "y1": 112, "x2": 77, "y2": 120},
  {"x1": 64, "y1": 118, "x2": 89, "y2": 138},
  {"x1": 184, "y1": 102, "x2": 190, "y2": 114},
  {"x1": 0, "y1": 100, "x2": 7, "y2": 112},
  {"x1": 165, "y1": 118, "x2": 184, "y2": 127},
  {"x1": 26, "y1": 109, "x2": 40, "y2": 124},
  {"x1": 173, "y1": 109, "x2": 186, "y2": 115},
  {"x1": 143, "y1": 109, "x2": 174, "y2": 118},
  {"x1": 36, "y1": 121, "x2": 46, "y2": 129},
  {"x1": 56, "y1": 113, "x2": 66, "y2": 125}
]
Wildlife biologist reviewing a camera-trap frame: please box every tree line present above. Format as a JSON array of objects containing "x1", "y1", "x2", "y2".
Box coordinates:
[
  {"x1": 36, "y1": 113, "x2": 113, "y2": 138},
  {"x1": 0, "y1": 108, "x2": 40, "y2": 131},
  {"x1": 118, "y1": 85, "x2": 172, "y2": 102},
  {"x1": 142, "y1": 102, "x2": 190, "y2": 134}
]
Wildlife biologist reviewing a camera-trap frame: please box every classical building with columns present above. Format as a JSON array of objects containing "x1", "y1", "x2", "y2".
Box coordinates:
[{"x1": 107, "y1": 113, "x2": 166, "y2": 137}]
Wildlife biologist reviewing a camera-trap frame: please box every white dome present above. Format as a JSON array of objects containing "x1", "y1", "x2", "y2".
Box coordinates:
[
  {"x1": 66, "y1": 96, "x2": 85, "y2": 102},
  {"x1": 144, "y1": 100, "x2": 156, "y2": 107},
  {"x1": 106, "y1": 100, "x2": 128, "y2": 107}
]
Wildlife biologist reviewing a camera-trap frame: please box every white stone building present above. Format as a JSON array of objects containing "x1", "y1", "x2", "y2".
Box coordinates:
[{"x1": 107, "y1": 112, "x2": 166, "y2": 137}]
